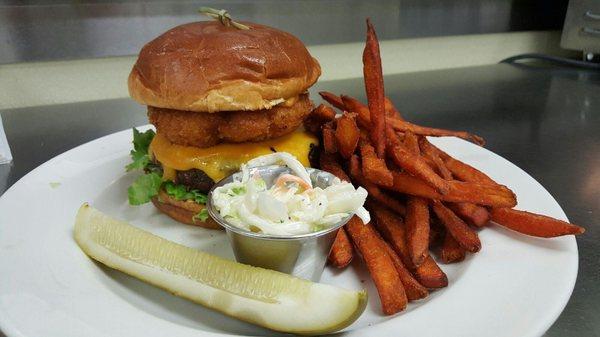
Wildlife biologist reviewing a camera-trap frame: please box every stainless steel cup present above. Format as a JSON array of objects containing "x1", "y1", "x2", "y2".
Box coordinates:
[{"x1": 206, "y1": 165, "x2": 353, "y2": 282}]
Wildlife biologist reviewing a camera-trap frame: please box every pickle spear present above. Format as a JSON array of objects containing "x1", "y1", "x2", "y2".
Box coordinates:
[{"x1": 74, "y1": 204, "x2": 367, "y2": 335}]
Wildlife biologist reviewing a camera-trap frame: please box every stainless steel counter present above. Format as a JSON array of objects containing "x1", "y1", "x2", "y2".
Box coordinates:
[{"x1": 1, "y1": 64, "x2": 598, "y2": 336}]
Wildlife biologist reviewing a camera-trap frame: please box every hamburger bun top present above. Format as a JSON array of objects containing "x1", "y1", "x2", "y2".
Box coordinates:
[{"x1": 128, "y1": 21, "x2": 321, "y2": 113}]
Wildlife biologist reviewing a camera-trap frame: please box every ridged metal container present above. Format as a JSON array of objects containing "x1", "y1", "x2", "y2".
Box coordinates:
[{"x1": 206, "y1": 166, "x2": 353, "y2": 282}]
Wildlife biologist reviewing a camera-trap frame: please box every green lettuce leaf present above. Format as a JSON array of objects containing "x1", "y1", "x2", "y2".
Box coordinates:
[
  {"x1": 128, "y1": 172, "x2": 162, "y2": 205},
  {"x1": 193, "y1": 209, "x2": 209, "y2": 223},
  {"x1": 163, "y1": 181, "x2": 208, "y2": 205},
  {"x1": 126, "y1": 128, "x2": 155, "y2": 171}
]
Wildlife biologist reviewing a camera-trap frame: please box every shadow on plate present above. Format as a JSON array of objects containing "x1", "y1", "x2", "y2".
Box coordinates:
[
  {"x1": 95, "y1": 260, "x2": 284, "y2": 336},
  {"x1": 490, "y1": 223, "x2": 574, "y2": 250}
]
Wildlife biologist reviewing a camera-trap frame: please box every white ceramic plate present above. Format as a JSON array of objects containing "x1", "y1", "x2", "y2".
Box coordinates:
[{"x1": 0, "y1": 126, "x2": 578, "y2": 337}]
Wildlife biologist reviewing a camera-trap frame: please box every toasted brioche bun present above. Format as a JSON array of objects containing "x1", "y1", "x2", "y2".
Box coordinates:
[
  {"x1": 128, "y1": 21, "x2": 321, "y2": 113},
  {"x1": 151, "y1": 189, "x2": 221, "y2": 229}
]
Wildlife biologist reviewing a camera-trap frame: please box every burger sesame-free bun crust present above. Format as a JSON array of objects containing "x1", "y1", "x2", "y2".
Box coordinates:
[
  {"x1": 151, "y1": 189, "x2": 221, "y2": 229},
  {"x1": 148, "y1": 94, "x2": 313, "y2": 148},
  {"x1": 129, "y1": 21, "x2": 321, "y2": 113}
]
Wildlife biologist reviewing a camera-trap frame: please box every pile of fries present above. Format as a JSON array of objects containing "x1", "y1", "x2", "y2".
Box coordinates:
[{"x1": 308, "y1": 19, "x2": 585, "y2": 315}]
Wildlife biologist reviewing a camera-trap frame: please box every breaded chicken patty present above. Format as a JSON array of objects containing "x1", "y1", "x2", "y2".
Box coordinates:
[{"x1": 148, "y1": 94, "x2": 312, "y2": 148}]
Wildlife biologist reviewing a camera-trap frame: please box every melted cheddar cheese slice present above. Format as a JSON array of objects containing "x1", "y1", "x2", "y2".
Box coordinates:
[{"x1": 150, "y1": 130, "x2": 318, "y2": 182}]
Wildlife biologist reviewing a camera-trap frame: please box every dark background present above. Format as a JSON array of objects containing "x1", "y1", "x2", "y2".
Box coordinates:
[{"x1": 0, "y1": 0, "x2": 569, "y2": 64}]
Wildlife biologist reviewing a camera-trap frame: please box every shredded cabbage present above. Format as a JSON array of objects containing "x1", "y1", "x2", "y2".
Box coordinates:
[{"x1": 211, "y1": 152, "x2": 369, "y2": 235}]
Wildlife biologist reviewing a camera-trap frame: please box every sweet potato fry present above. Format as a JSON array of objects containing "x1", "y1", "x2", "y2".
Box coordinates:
[
  {"x1": 319, "y1": 152, "x2": 350, "y2": 182},
  {"x1": 440, "y1": 231, "x2": 466, "y2": 263},
  {"x1": 345, "y1": 216, "x2": 407, "y2": 314},
  {"x1": 340, "y1": 95, "x2": 371, "y2": 129},
  {"x1": 371, "y1": 203, "x2": 420, "y2": 268},
  {"x1": 349, "y1": 155, "x2": 406, "y2": 216},
  {"x1": 386, "y1": 127, "x2": 450, "y2": 194},
  {"x1": 363, "y1": 19, "x2": 387, "y2": 158},
  {"x1": 419, "y1": 139, "x2": 495, "y2": 185},
  {"x1": 381, "y1": 240, "x2": 428, "y2": 301},
  {"x1": 419, "y1": 142, "x2": 498, "y2": 186},
  {"x1": 387, "y1": 171, "x2": 517, "y2": 208},
  {"x1": 419, "y1": 139, "x2": 501, "y2": 218},
  {"x1": 429, "y1": 220, "x2": 444, "y2": 249},
  {"x1": 360, "y1": 142, "x2": 393, "y2": 187},
  {"x1": 328, "y1": 228, "x2": 354, "y2": 268},
  {"x1": 304, "y1": 104, "x2": 336, "y2": 134},
  {"x1": 318, "y1": 91, "x2": 346, "y2": 111},
  {"x1": 443, "y1": 157, "x2": 496, "y2": 185},
  {"x1": 339, "y1": 94, "x2": 484, "y2": 146},
  {"x1": 448, "y1": 202, "x2": 490, "y2": 227},
  {"x1": 406, "y1": 197, "x2": 430, "y2": 267},
  {"x1": 335, "y1": 113, "x2": 360, "y2": 159},
  {"x1": 320, "y1": 153, "x2": 354, "y2": 268},
  {"x1": 403, "y1": 131, "x2": 420, "y2": 155},
  {"x1": 432, "y1": 200, "x2": 481, "y2": 253},
  {"x1": 419, "y1": 137, "x2": 453, "y2": 180},
  {"x1": 347, "y1": 153, "x2": 361, "y2": 175},
  {"x1": 388, "y1": 118, "x2": 485, "y2": 146},
  {"x1": 371, "y1": 204, "x2": 448, "y2": 288},
  {"x1": 369, "y1": 194, "x2": 406, "y2": 217},
  {"x1": 358, "y1": 129, "x2": 371, "y2": 144},
  {"x1": 322, "y1": 125, "x2": 337, "y2": 154},
  {"x1": 490, "y1": 208, "x2": 585, "y2": 237},
  {"x1": 415, "y1": 257, "x2": 449, "y2": 289},
  {"x1": 384, "y1": 97, "x2": 405, "y2": 121}
]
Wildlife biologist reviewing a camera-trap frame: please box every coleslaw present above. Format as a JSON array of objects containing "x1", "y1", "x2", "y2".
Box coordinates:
[{"x1": 211, "y1": 152, "x2": 370, "y2": 235}]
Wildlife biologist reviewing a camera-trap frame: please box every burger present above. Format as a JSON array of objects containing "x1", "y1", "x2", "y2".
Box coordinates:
[{"x1": 125, "y1": 19, "x2": 321, "y2": 228}]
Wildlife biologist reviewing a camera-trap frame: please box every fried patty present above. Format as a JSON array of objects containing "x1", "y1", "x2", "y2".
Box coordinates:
[{"x1": 148, "y1": 94, "x2": 312, "y2": 148}]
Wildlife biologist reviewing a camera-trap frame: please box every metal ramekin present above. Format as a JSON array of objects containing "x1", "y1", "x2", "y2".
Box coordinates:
[{"x1": 206, "y1": 165, "x2": 353, "y2": 282}]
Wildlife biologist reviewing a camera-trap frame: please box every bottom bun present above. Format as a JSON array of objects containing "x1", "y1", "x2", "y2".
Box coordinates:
[{"x1": 151, "y1": 190, "x2": 221, "y2": 229}]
